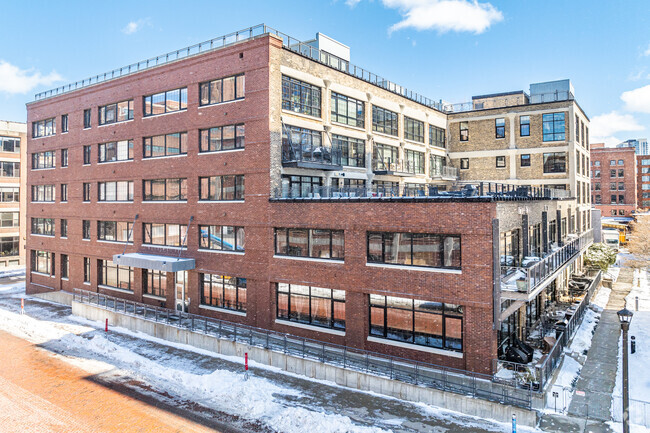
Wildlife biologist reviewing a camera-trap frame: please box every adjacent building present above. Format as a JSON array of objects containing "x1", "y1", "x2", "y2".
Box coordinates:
[
  {"x1": 25, "y1": 25, "x2": 592, "y2": 376},
  {"x1": 617, "y1": 138, "x2": 648, "y2": 156},
  {"x1": 638, "y1": 155, "x2": 650, "y2": 209},
  {"x1": 0, "y1": 121, "x2": 25, "y2": 267},
  {"x1": 590, "y1": 143, "x2": 637, "y2": 217}
]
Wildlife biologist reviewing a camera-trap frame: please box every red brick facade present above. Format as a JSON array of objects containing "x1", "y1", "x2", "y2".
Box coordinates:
[
  {"x1": 637, "y1": 155, "x2": 650, "y2": 210},
  {"x1": 590, "y1": 145, "x2": 637, "y2": 217}
]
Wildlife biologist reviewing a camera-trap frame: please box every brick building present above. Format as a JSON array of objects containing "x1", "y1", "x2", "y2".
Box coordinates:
[
  {"x1": 589, "y1": 143, "x2": 637, "y2": 217},
  {"x1": 25, "y1": 25, "x2": 592, "y2": 375},
  {"x1": 0, "y1": 121, "x2": 26, "y2": 267},
  {"x1": 638, "y1": 155, "x2": 650, "y2": 209}
]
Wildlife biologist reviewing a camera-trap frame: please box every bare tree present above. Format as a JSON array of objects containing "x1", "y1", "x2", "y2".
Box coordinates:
[{"x1": 626, "y1": 215, "x2": 650, "y2": 268}]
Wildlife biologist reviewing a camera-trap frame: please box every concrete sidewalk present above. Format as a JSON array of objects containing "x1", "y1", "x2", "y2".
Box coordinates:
[{"x1": 566, "y1": 267, "x2": 633, "y2": 425}]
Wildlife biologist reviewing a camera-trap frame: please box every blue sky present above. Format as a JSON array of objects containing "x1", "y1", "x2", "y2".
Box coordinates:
[{"x1": 2, "y1": 0, "x2": 650, "y2": 145}]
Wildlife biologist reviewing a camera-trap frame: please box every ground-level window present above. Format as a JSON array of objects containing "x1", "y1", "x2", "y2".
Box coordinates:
[
  {"x1": 99, "y1": 260, "x2": 133, "y2": 291},
  {"x1": 276, "y1": 283, "x2": 345, "y2": 330},
  {"x1": 369, "y1": 295, "x2": 463, "y2": 352},
  {"x1": 143, "y1": 269, "x2": 166, "y2": 298},
  {"x1": 61, "y1": 254, "x2": 69, "y2": 279},
  {"x1": 31, "y1": 250, "x2": 54, "y2": 275},
  {"x1": 200, "y1": 273, "x2": 246, "y2": 312}
]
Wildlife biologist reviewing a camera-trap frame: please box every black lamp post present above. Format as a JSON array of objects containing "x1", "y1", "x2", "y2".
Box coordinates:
[{"x1": 618, "y1": 307, "x2": 634, "y2": 433}]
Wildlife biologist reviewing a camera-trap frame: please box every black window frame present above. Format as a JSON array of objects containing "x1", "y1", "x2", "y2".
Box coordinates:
[
  {"x1": 459, "y1": 122, "x2": 469, "y2": 142},
  {"x1": 460, "y1": 158, "x2": 469, "y2": 170},
  {"x1": 429, "y1": 125, "x2": 445, "y2": 148},
  {"x1": 97, "y1": 221, "x2": 133, "y2": 243},
  {"x1": 31, "y1": 184, "x2": 55, "y2": 202},
  {"x1": 142, "y1": 223, "x2": 188, "y2": 247},
  {"x1": 61, "y1": 254, "x2": 69, "y2": 279},
  {"x1": 330, "y1": 92, "x2": 364, "y2": 128},
  {"x1": 281, "y1": 75, "x2": 321, "y2": 117},
  {"x1": 276, "y1": 283, "x2": 345, "y2": 330},
  {"x1": 98, "y1": 100, "x2": 134, "y2": 125},
  {"x1": 61, "y1": 219, "x2": 67, "y2": 238},
  {"x1": 495, "y1": 118, "x2": 505, "y2": 139},
  {"x1": 32, "y1": 117, "x2": 56, "y2": 138},
  {"x1": 143, "y1": 269, "x2": 167, "y2": 297},
  {"x1": 543, "y1": 152, "x2": 567, "y2": 174},
  {"x1": 143, "y1": 87, "x2": 188, "y2": 117},
  {"x1": 520, "y1": 154, "x2": 531, "y2": 167},
  {"x1": 404, "y1": 117, "x2": 425, "y2": 143},
  {"x1": 200, "y1": 273, "x2": 247, "y2": 312},
  {"x1": 198, "y1": 175, "x2": 245, "y2": 201},
  {"x1": 199, "y1": 225, "x2": 245, "y2": 252},
  {"x1": 61, "y1": 149, "x2": 68, "y2": 167},
  {"x1": 332, "y1": 134, "x2": 365, "y2": 168},
  {"x1": 542, "y1": 112, "x2": 566, "y2": 142},
  {"x1": 274, "y1": 228, "x2": 344, "y2": 260},
  {"x1": 31, "y1": 250, "x2": 54, "y2": 275},
  {"x1": 98, "y1": 259, "x2": 134, "y2": 291},
  {"x1": 31, "y1": 217, "x2": 54, "y2": 236},
  {"x1": 520, "y1": 115, "x2": 530, "y2": 137},
  {"x1": 82, "y1": 220, "x2": 90, "y2": 240},
  {"x1": 143, "y1": 132, "x2": 188, "y2": 158},
  {"x1": 83, "y1": 145, "x2": 92, "y2": 165},
  {"x1": 83, "y1": 109, "x2": 91, "y2": 128},
  {"x1": 143, "y1": 178, "x2": 187, "y2": 201},
  {"x1": 199, "y1": 74, "x2": 245, "y2": 107},
  {"x1": 60, "y1": 183, "x2": 68, "y2": 202},
  {"x1": 98, "y1": 140, "x2": 134, "y2": 163},
  {"x1": 61, "y1": 114, "x2": 68, "y2": 133},
  {"x1": 371, "y1": 106, "x2": 398, "y2": 136},
  {"x1": 98, "y1": 181, "x2": 134, "y2": 202},
  {"x1": 31, "y1": 150, "x2": 56, "y2": 169},
  {"x1": 404, "y1": 149, "x2": 425, "y2": 174},
  {"x1": 367, "y1": 231, "x2": 461, "y2": 270},
  {"x1": 496, "y1": 155, "x2": 506, "y2": 168},
  {"x1": 199, "y1": 124, "x2": 244, "y2": 153}
]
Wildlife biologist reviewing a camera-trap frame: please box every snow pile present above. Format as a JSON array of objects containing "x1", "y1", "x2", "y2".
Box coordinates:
[
  {"x1": 0, "y1": 281, "x2": 26, "y2": 295},
  {"x1": 592, "y1": 285, "x2": 612, "y2": 311},
  {"x1": 568, "y1": 308, "x2": 599, "y2": 355},
  {"x1": 605, "y1": 266, "x2": 621, "y2": 284},
  {"x1": 625, "y1": 269, "x2": 650, "y2": 311}
]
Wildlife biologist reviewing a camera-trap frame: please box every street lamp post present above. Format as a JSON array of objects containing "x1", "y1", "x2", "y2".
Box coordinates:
[{"x1": 618, "y1": 307, "x2": 634, "y2": 433}]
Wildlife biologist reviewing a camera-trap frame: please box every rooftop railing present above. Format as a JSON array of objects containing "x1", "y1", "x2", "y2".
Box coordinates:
[
  {"x1": 501, "y1": 229, "x2": 594, "y2": 296},
  {"x1": 445, "y1": 91, "x2": 575, "y2": 114}
]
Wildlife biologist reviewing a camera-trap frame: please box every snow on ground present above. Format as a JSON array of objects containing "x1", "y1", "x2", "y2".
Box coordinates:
[
  {"x1": 605, "y1": 266, "x2": 621, "y2": 284},
  {"x1": 0, "y1": 283, "x2": 543, "y2": 433},
  {"x1": 625, "y1": 268, "x2": 650, "y2": 311}
]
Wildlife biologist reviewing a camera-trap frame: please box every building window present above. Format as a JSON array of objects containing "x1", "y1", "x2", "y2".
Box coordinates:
[
  {"x1": 61, "y1": 254, "x2": 69, "y2": 279},
  {"x1": 405, "y1": 149, "x2": 425, "y2": 174},
  {"x1": 404, "y1": 117, "x2": 425, "y2": 143},
  {"x1": 200, "y1": 74, "x2": 245, "y2": 107},
  {"x1": 32, "y1": 117, "x2": 56, "y2": 138},
  {"x1": 143, "y1": 178, "x2": 187, "y2": 201},
  {"x1": 595, "y1": 195, "x2": 601, "y2": 204},
  {"x1": 594, "y1": 170, "x2": 601, "y2": 178},
  {"x1": 0, "y1": 161, "x2": 19, "y2": 178},
  {"x1": 99, "y1": 259, "x2": 133, "y2": 291},
  {"x1": 282, "y1": 125, "x2": 336, "y2": 166},
  {"x1": 60, "y1": 184, "x2": 68, "y2": 202},
  {"x1": 31, "y1": 250, "x2": 54, "y2": 275},
  {"x1": 199, "y1": 125, "x2": 244, "y2": 153},
  {"x1": 32, "y1": 151, "x2": 56, "y2": 169},
  {"x1": 367, "y1": 232, "x2": 461, "y2": 269},
  {"x1": 61, "y1": 114, "x2": 68, "y2": 133},
  {"x1": 98, "y1": 221, "x2": 132, "y2": 242},
  {"x1": 144, "y1": 132, "x2": 188, "y2": 158},
  {"x1": 610, "y1": 182, "x2": 617, "y2": 191},
  {"x1": 519, "y1": 115, "x2": 530, "y2": 137},
  {"x1": 520, "y1": 154, "x2": 531, "y2": 167},
  {"x1": 575, "y1": 115, "x2": 580, "y2": 142},
  {"x1": 619, "y1": 169, "x2": 624, "y2": 177},
  {"x1": 61, "y1": 219, "x2": 67, "y2": 238},
  {"x1": 83, "y1": 145, "x2": 91, "y2": 165},
  {"x1": 619, "y1": 209, "x2": 625, "y2": 216},
  {"x1": 143, "y1": 269, "x2": 166, "y2": 297},
  {"x1": 31, "y1": 218, "x2": 54, "y2": 236},
  {"x1": 331, "y1": 92, "x2": 364, "y2": 128},
  {"x1": 98, "y1": 140, "x2": 134, "y2": 163},
  {"x1": 459, "y1": 122, "x2": 469, "y2": 141},
  {"x1": 281, "y1": 75, "x2": 320, "y2": 117},
  {"x1": 0, "y1": 136, "x2": 20, "y2": 153},
  {"x1": 619, "y1": 182, "x2": 625, "y2": 191},
  {"x1": 429, "y1": 125, "x2": 445, "y2": 148},
  {"x1": 595, "y1": 183, "x2": 601, "y2": 190},
  {"x1": 31, "y1": 185, "x2": 55, "y2": 202},
  {"x1": 619, "y1": 194, "x2": 625, "y2": 203},
  {"x1": 643, "y1": 159, "x2": 650, "y2": 165},
  {"x1": 543, "y1": 152, "x2": 566, "y2": 173},
  {"x1": 143, "y1": 223, "x2": 188, "y2": 247},
  {"x1": 0, "y1": 187, "x2": 18, "y2": 203},
  {"x1": 373, "y1": 143, "x2": 399, "y2": 172},
  {"x1": 198, "y1": 175, "x2": 244, "y2": 201},
  {"x1": 369, "y1": 295, "x2": 463, "y2": 352},
  {"x1": 143, "y1": 87, "x2": 187, "y2": 116},
  {"x1": 496, "y1": 156, "x2": 506, "y2": 168},
  {"x1": 83, "y1": 257, "x2": 90, "y2": 283},
  {"x1": 83, "y1": 183, "x2": 91, "y2": 201},
  {"x1": 282, "y1": 175, "x2": 322, "y2": 198},
  {"x1": 199, "y1": 225, "x2": 245, "y2": 251},
  {"x1": 61, "y1": 149, "x2": 68, "y2": 167},
  {"x1": 460, "y1": 158, "x2": 469, "y2": 170},
  {"x1": 277, "y1": 283, "x2": 344, "y2": 330},
  {"x1": 201, "y1": 273, "x2": 247, "y2": 312},
  {"x1": 618, "y1": 159, "x2": 624, "y2": 165},
  {"x1": 643, "y1": 176, "x2": 650, "y2": 182},
  {"x1": 611, "y1": 209, "x2": 617, "y2": 216},
  {"x1": 429, "y1": 155, "x2": 445, "y2": 177},
  {"x1": 98, "y1": 181, "x2": 133, "y2": 202},
  {"x1": 98, "y1": 100, "x2": 134, "y2": 125},
  {"x1": 0, "y1": 212, "x2": 17, "y2": 229},
  {"x1": 274, "y1": 228, "x2": 343, "y2": 260},
  {"x1": 610, "y1": 160, "x2": 616, "y2": 166},
  {"x1": 542, "y1": 112, "x2": 565, "y2": 142},
  {"x1": 82, "y1": 220, "x2": 90, "y2": 240},
  {"x1": 611, "y1": 169, "x2": 617, "y2": 178},
  {"x1": 495, "y1": 118, "x2": 505, "y2": 138},
  {"x1": 83, "y1": 109, "x2": 91, "y2": 128},
  {"x1": 332, "y1": 135, "x2": 365, "y2": 168},
  {"x1": 372, "y1": 106, "x2": 398, "y2": 136}
]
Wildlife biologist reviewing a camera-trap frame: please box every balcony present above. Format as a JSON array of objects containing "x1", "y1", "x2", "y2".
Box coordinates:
[
  {"x1": 282, "y1": 142, "x2": 342, "y2": 171},
  {"x1": 430, "y1": 165, "x2": 459, "y2": 181},
  {"x1": 372, "y1": 158, "x2": 415, "y2": 176},
  {"x1": 500, "y1": 229, "x2": 594, "y2": 302}
]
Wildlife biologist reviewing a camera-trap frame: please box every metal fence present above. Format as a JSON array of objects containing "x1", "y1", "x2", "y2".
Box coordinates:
[
  {"x1": 72, "y1": 288, "x2": 535, "y2": 408},
  {"x1": 613, "y1": 396, "x2": 650, "y2": 427},
  {"x1": 444, "y1": 91, "x2": 574, "y2": 113}
]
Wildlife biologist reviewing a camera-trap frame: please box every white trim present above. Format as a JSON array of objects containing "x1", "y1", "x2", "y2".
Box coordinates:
[
  {"x1": 143, "y1": 154, "x2": 187, "y2": 161},
  {"x1": 97, "y1": 201, "x2": 134, "y2": 204},
  {"x1": 199, "y1": 304, "x2": 247, "y2": 317},
  {"x1": 97, "y1": 240, "x2": 133, "y2": 245},
  {"x1": 0, "y1": 207, "x2": 19, "y2": 212},
  {"x1": 83, "y1": 282, "x2": 91, "y2": 285},
  {"x1": 30, "y1": 135, "x2": 55, "y2": 141},
  {"x1": 365, "y1": 262, "x2": 462, "y2": 274},
  {"x1": 61, "y1": 277, "x2": 69, "y2": 281},
  {"x1": 282, "y1": 110, "x2": 324, "y2": 125},
  {"x1": 30, "y1": 201, "x2": 55, "y2": 204},
  {"x1": 30, "y1": 234, "x2": 55, "y2": 239},
  {"x1": 31, "y1": 167, "x2": 56, "y2": 172},
  {"x1": 83, "y1": 127, "x2": 91, "y2": 131},
  {"x1": 98, "y1": 159, "x2": 134, "y2": 165},
  {"x1": 274, "y1": 319, "x2": 345, "y2": 336},
  {"x1": 83, "y1": 164, "x2": 90, "y2": 167},
  {"x1": 198, "y1": 148, "x2": 245, "y2": 156},
  {"x1": 98, "y1": 284, "x2": 133, "y2": 294},
  {"x1": 330, "y1": 121, "x2": 367, "y2": 134},
  {"x1": 60, "y1": 237, "x2": 67, "y2": 240},
  {"x1": 197, "y1": 249, "x2": 245, "y2": 255},
  {"x1": 198, "y1": 200, "x2": 245, "y2": 204},
  {"x1": 273, "y1": 255, "x2": 344, "y2": 264},
  {"x1": 143, "y1": 294, "x2": 167, "y2": 301},
  {"x1": 367, "y1": 336, "x2": 464, "y2": 358},
  {"x1": 142, "y1": 109, "x2": 187, "y2": 119},
  {"x1": 404, "y1": 138, "x2": 426, "y2": 148},
  {"x1": 82, "y1": 239, "x2": 90, "y2": 242},
  {"x1": 371, "y1": 131, "x2": 400, "y2": 142},
  {"x1": 98, "y1": 118, "x2": 134, "y2": 128},
  {"x1": 142, "y1": 200, "x2": 187, "y2": 204},
  {"x1": 197, "y1": 98, "x2": 244, "y2": 110}
]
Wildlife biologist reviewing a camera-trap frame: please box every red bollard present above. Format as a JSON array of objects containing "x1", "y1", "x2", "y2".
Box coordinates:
[
  {"x1": 245, "y1": 352, "x2": 248, "y2": 371},
  {"x1": 105, "y1": 318, "x2": 108, "y2": 332},
  {"x1": 20, "y1": 298, "x2": 24, "y2": 315}
]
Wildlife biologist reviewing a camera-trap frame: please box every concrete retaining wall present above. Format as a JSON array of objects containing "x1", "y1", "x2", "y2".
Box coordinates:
[
  {"x1": 72, "y1": 301, "x2": 539, "y2": 426},
  {"x1": 33, "y1": 290, "x2": 73, "y2": 306}
]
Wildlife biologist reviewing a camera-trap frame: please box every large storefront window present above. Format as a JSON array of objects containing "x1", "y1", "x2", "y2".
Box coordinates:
[
  {"x1": 274, "y1": 228, "x2": 344, "y2": 260},
  {"x1": 143, "y1": 269, "x2": 166, "y2": 298},
  {"x1": 200, "y1": 273, "x2": 246, "y2": 312},
  {"x1": 31, "y1": 250, "x2": 54, "y2": 275},
  {"x1": 277, "y1": 283, "x2": 345, "y2": 330},
  {"x1": 367, "y1": 232, "x2": 461, "y2": 269},
  {"x1": 369, "y1": 295, "x2": 463, "y2": 351},
  {"x1": 99, "y1": 260, "x2": 133, "y2": 291}
]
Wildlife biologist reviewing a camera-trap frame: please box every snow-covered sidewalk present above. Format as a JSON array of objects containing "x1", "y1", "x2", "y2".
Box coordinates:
[{"x1": 0, "y1": 282, "x2": 542, "y2": 433}]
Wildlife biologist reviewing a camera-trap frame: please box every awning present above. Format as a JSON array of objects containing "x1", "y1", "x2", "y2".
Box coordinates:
[{"x1": 112, "y1": 253, "x2": 195, "y2": 272}]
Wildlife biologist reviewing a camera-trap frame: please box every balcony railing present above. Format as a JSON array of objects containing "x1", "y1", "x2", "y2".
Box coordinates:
[
  {"x1": 501, "y1": 229, "x2": 594, "y2": 296},
  {"x1": 431, "y1": 165, "x2": 459, "y2": 180},
  {"x1": 282, "y1": 142, "x2": 342, "y2": 170},
  {"x1": 444, "y1": 91, "x2": 575, "y2": 113},
  {"x1": 372, "y1": 158, "x2": 423, "y2": 176}
]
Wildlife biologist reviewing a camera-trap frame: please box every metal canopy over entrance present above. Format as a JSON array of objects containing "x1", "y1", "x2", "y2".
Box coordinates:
[{"x1": 112, "y1": 253, "x2": 195, "y2": 273}]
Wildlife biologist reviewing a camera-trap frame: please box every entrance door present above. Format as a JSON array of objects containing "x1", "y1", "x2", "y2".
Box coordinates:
[{"x1": 175, "y1": 271, "x2": 189, "y2": 312}]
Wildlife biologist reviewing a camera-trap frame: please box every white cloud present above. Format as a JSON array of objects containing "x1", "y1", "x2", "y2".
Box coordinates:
[
  {"x1": 590, "y1": 111, "x2": 644, "y2": 146},
  {"x1": 621, "y1": 84, "x2": 650, "y2": 113},
  {"x1": 122, "y1": 18, "x2": 151, "y2": 35},
  {"x1": 383, "y1": 0, "x2": 503, "y2": 34},
  {"x1": 0, "y1": 61, "x2": 62, "y2": 94},
  {"x1": 644, "y1": 44, "x2": 650, "y2": 56},
  {"x1": 345, "y1": 0, "x2": 361, "y2": 7}
]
